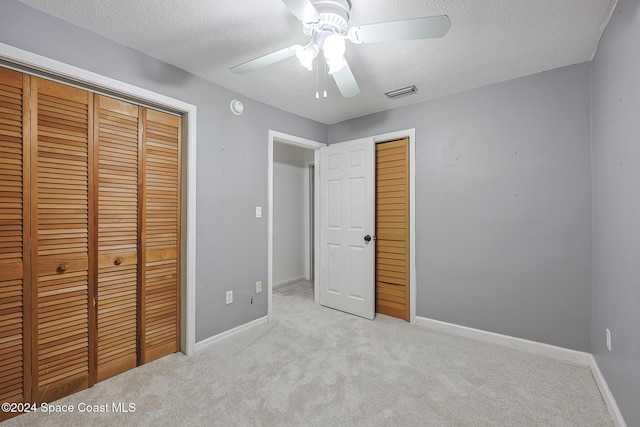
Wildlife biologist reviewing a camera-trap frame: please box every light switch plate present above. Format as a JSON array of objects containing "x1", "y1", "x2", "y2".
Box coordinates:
[{"x1": 255, "y1": 206, "x2": 262, "y2": 218}]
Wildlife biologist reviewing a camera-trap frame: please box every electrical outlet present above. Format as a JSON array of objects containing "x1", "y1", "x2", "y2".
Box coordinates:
[
  {"x1": 256, "y1": 281, "x2": 262, "y2": 293},
  {"x1": 606, "y1": 328, "x2": 611, "y2": 351},
  {"x1": 226, "y1": 291, "x2": 233, "y2": 305}
]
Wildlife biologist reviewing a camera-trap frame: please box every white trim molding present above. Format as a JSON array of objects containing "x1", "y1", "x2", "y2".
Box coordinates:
[
  {"x1": 195, "y1": 316, "x2": 269, "y2": 352},
  {"x1": 304, "y1": 160, "x2": 314, "y2": 282},
  {"x1": 0, "y1": 42, "x2": 198, "y2": 356},
  {"x1": 415, "y1": 316, "x2": 591, "y2": 365},
  {"x1": 589, "y1": 355, "x2": 628, "y2": 427}
]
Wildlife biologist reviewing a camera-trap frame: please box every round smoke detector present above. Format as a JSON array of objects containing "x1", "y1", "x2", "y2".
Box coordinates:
[{"x1": 230, "y1": 100, "x2": 244, "y2": 116}]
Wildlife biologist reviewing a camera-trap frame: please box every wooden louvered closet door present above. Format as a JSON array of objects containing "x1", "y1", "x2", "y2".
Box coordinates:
[
  {"x1": 94, "y1": 95, "x2": 140, "y2": 382},
  {"x1": 141, "y1": 109, "x2": 181, "y2": 363},
  {"x1": 0, "y1": 68, "x2": 30, "y2": 420},
  {"x1": 375, "y1": 138, "x2": 410, "y2": 321},
  {"x1": 30, "y1": 78, "x2": 94, "y2": 402},
  {"x1": 0, "y1": 67, "x2": 182, "y2": 415}
]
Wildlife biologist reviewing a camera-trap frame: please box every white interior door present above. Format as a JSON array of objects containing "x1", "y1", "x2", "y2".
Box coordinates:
[{"x1": 319, "y1": 137, "x2": 375, "y2": 319}]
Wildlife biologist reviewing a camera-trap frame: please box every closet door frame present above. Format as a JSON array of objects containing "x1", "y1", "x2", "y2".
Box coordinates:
[{"x1": 0, "y1": 43, "x2": 197, "y2": 356}]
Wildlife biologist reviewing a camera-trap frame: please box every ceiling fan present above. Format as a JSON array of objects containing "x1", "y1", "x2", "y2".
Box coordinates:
[{"x1": 230, "y1": 0, "x2": 451, "y2": 98}]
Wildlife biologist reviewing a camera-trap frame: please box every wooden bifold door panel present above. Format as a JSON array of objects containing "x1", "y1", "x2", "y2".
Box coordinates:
[
  {"x1": 141, "y1": 109, "x2": 181, "y2": 363},
  {"x1": 94, "y1": 95, "x2": 140, "y2": 382},
  {"x1": 0, "y1": 67, "x2": 181, "y2": 419},
  {"x1": 31, "y1": 77, "x2": 93, "y2": 403},
  {"x1": 0, "y1": 67, "x2": 30, "y2": 416},
  {"x1": 375, "y1": 138, "x2": 410, "y2": 321}
]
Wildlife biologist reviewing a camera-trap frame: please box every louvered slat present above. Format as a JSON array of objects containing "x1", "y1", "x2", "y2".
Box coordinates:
[
  {"x1": 95, "y1": 95, "x2": 139, "y2": 381},
  {"x1": 142, "y1": 109, "x2": 180, "y2": 363},
  {"x1": 32, "y1": 78, "x2": 92, "y2": 403},
  {"x1": 0, "y1": 68, "x2": 28, "y2": 422},
  {"x1": 375, "y1": 138, "x2": 409, "y2": 321}
]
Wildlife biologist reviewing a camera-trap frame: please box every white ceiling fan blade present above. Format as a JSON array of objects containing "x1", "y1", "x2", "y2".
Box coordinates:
[
  {"x1": 231, "y1": 45, "x2": 302, "y2": 74},
  {"x1": 332, "y1": 63, "x2": 360, "y2": 98},
  {"x1": 281, "y1": 0, "x2": 320, "y2": 23},
  {"x1": 348, "y1": 15, "x2": 451, "y2": 44}
]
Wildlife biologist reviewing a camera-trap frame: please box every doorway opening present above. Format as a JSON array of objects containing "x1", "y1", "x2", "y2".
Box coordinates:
[
  {"x1": 273, "y1": 142, "x2": 314, "y2": 289},
  {"x1": 268, "y1": 129, "x2": 415, "y2": 324},
  {"x1": 267, "y1": 131, "x2": 325, "y2": 320}
]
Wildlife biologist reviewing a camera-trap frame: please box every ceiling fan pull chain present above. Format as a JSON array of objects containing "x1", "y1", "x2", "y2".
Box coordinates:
[{"x1": 323, "y1": 58, "x2": 328, "y2": 99}]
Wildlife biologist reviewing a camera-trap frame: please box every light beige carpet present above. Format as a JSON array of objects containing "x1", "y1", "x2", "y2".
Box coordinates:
[{"x1": 3, "y1": 281, "x2": 612, "y2": 426}]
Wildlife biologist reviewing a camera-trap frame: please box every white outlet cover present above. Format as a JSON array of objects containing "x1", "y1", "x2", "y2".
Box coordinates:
[
  {"x1": 256, "y1": 281, "x2": 262, "y2": 293},
  {"x1": 226, "y1": 291, "x2": 233, "y2": 304}
]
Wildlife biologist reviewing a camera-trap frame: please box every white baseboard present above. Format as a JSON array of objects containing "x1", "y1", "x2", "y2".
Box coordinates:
[
  {"x1": 273, "y1": 276, "x2": 307, "y2": 289},
  {"x1": 414, "y1": 316, "x2": 591, "y2": 365},
  {"x1": 589, "y1": 355, "x2": 627, "y2": 427},
  {"x1": 414, "y1": 316, "x2": 627, "y2": 425},
  {"x1": 195, "y1": 315, "x2": 269, "y2": 352}
]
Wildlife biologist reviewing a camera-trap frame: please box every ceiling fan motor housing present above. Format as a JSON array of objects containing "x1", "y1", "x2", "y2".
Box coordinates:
[{"x1": 303, "y1": 0, "x2": 350, "y2": 36}]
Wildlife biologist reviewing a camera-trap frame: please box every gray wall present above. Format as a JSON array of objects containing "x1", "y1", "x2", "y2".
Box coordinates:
[
  {"x1": 591, "y1": 0, "x2": 640, "y2": 424},
  {"x1": 5, "y1": 8, "x2": 636, "y2": 421},
  {"x1": 329, "y1": 64, "x2": 592, "y2": 351},
  {"x1": 0, "y1": 0, "x2": 327, "y2": 342}
]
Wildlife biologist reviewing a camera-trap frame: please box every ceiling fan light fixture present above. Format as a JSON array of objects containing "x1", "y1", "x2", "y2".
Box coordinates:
[
  {"x1": 323, "y1": 34, "x2": 345, "y2": 59},
  {"x1": 231, "y1": 1, "x2": 449, "y2": 101},
  {"x1": 296, "y1": 43, "x2": 319, "y2": 70},
  {"x1": 323, "y1": 34, "x2": 346, "y2": 74},
  {"x1": 326, "y1": 57, "x2": 347, "y2": 74}
]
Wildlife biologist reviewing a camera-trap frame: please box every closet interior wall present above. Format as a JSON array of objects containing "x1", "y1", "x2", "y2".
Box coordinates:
[{"x1": 0, "y1": 67, "x2": 181, "y2": 420}]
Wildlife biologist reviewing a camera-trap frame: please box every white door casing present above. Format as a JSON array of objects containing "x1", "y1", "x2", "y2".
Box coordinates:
[{"x1": 319, "y1": 137, "x2": 375, "y2": 320}]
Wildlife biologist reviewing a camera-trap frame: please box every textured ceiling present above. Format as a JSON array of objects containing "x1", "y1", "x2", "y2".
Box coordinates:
[{"x1": 17, "y1": 0, "x2": 616, "y2": 124}]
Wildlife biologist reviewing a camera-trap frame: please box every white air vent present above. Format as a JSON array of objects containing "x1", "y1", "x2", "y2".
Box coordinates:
[{"x1": 385, "y1": 85, "x2": 418, "y2": 99}]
